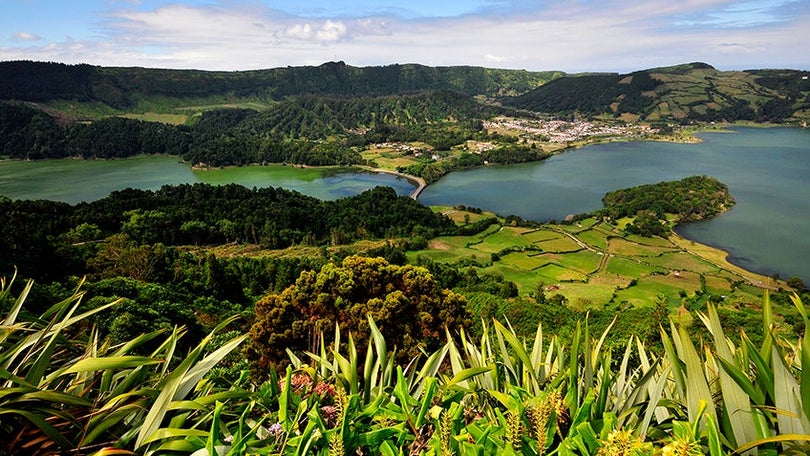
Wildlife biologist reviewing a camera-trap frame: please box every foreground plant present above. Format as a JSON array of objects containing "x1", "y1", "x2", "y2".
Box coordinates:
[
  {"x1": 0, "y1": 273, "x2": 247, "y2": 454},
  {"x1": 5, "y1": 269, "x2": 810, "y2": 455}
]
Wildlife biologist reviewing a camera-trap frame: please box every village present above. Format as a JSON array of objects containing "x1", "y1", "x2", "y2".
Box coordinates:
[{"x1": 483, "y1": 116, "x2": 659, "y2": 143}]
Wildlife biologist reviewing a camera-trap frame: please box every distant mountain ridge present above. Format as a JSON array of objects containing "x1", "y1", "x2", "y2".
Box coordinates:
[{"x1": 2, "y1": 60, "x2": 808, "y2": 124}]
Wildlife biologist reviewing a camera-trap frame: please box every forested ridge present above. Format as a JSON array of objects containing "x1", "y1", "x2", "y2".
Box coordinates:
[{"x1": 0, "y1": 60, "x2": 558, "y2": 107}]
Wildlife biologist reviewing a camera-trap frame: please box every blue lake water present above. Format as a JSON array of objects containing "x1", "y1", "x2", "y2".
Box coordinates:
[{"x1": 419, "y1": 127, "x2": 810, "y2": 282}]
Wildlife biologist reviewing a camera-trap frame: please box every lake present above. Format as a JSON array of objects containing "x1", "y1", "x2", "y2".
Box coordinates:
[
  {"x1": 419, "y1": 127, "x2": 810, "y2": 282},
  {"x1": 0, "y1": 158, "x2": 415, "y2": 202},
  {"x1": 1, "y1": 127, "x2": 808, "y2": 282}
]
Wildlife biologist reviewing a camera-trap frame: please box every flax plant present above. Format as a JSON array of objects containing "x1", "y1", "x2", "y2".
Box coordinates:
[{"x1": 0, "y1": 275, "x2": 247, "y2": 455}]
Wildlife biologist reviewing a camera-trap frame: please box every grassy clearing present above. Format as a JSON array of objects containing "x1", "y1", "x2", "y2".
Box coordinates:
[
  {"x1": 604, "y1": 256, "x2": 663, "y2": 277},
  {"x1": 536, "y1": 263, "x2": 587, "y2": 282},
  {"x1": 645, "y1": 251, "x2": 719, "y2": 274},
  {"x1": 575, "y1": 228, "x2": 609, "y2": 249},
  {"x1": 121, "y1": 112, "x2": 189, "y2": 125},
  {"x1": 535, "y1": 235, "x2": 582, "y2": 252},
  {"x1": 498, "y1": 252, "x2": 553, "y2": 270},
  {"x1": 607, "y1": 237, "x2": 673, "y2": 256},
  {"x1": 523, "y1": 228, "x2": 564, "y2": 243},
  {"x1": 472, "y1": 227, "x2": 532, "y2": 252},
  {"x1": 556, "y1": 250, "x2": 603, "y2": 274}
]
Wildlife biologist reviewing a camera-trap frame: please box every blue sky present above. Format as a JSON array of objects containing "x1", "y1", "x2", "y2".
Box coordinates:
[{"x1": 1, "y1": 0, "x2": 808, "y2": 72}]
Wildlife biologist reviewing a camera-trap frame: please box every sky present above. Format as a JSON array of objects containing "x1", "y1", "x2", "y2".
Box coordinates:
[{"x1": 1, "y1": 0, "x2": 809, "y2": 73}]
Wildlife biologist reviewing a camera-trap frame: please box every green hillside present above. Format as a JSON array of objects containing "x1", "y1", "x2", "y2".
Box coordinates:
[{"x1": 510, "y1": 62, "x2": 810, "y2": 123}]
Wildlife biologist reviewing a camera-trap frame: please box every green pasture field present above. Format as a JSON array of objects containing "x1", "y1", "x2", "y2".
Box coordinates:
[
  {"x1": 645, "y1": 251, "x2": 718, "y2": 274},
  {"x1": 604, "y1": 256, "x2": 663, "y2": 277},
  {"x1": 587, "y1": 271, "x2": 635, "y2": 288},
  {"x1": 472, "y1": 227, "x2": 532, "y2": 253},
  {"x1": 361, "y1": 146, "x2": 422, "y2": 170},
  {"x1": 574, "y1": 229, "x2": 609, "y2": 249},
  {"x1": 556, "y1": 283, "x2": 617, "y2": 309},
  {"x1": 535, "y1": 263, "x2": 587, "y2": 282},
  {"x1": 483, "y1": 263, "x2": 546, "y2": 292},
  {"x1": 193, "y1": 163, "x2": 325, "y2": 184},
  {"x1": 642, "y1": 270, "x2": 704, "y2": 293},
  {"x1": 555, "y1": 250, "x2": 602, "y2": 274},
  {"x1": 523, "y1": 229, "x2": 564, "y2": 243},
  {"x1": 498, "y1": 252, "x2": 554, "y2": 270},
  {"x1": 614, "y1": 283, "x2": 680, "y2": 308},
  {"x1": 625, "y1": 234, "x2": 677, "y2": 248},
  {"x1": 534, "y1": 236, "x2": 582, "y2": 253},
  {"x1": 408, "y1": 209, "x2": 777, "y2": 309},
  {"x1": 704, "y1": 275, "x2": 733, "y2": 294},
  {"x1": 431, "y1": 206, "x2": 499, "y2": 224},
  {"x1": 607, "y1": 238, "x2": 672, "y2": 256},
  {"x1": 121, "y1": 113, "x2": 189, "y2": 125},
  {"x1": 562, "y1": 218, "x2": 600, "y2": 231}
]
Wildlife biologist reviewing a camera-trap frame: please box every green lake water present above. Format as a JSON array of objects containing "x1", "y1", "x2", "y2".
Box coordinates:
[
  {"x1": 0, "y1": 157, "x2": 415, "y2": 202},
  {"x1": 419, "y1": 127, "x2": 810, "y2": 282}
]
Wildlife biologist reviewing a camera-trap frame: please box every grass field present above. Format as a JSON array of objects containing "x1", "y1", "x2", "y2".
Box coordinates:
[
  {"x1": 121, "y1": 113, "x2": 189, "y2": 125},
  {"x1": 575, "y1": 228, "x2": 609, "y2": 249},
  {"x1": 408, "y1": 209, "x2": 779, "y2": 309},
  {"x1": 523, "y1": 228, "x2": 564, "y2": 243},
  {"x1": 534, "y1": 236, "x2": 582, "y2": 253}
]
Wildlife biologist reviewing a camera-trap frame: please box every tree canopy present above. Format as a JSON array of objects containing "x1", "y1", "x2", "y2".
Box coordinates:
[{"x1": 245, "y1": 255, "x2": 471, "y2": 373}]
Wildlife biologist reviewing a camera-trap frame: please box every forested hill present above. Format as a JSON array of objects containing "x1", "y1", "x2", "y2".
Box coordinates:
[
  {"x1": 0, "y1": 60, "x2": 559, "y2": 108},
  {"x1": 510, "y1": 62, "x2": 810, "y2": 123}
]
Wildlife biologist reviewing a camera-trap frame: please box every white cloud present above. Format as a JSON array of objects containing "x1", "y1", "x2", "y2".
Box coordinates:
[
  {"x1": 279, "y1": 20, "x2": 352, "y2": 43},
  {"x1": 316, "y1": 20, "x2": 347, "y2": 42},
  {"x1": 12, "y1": 32, "x2": 41, "y2": 41},
  {"x1": 281, "y1": 23, "x2": 315, "y2": 40},
  {"x1": 0, "y1": 0, "x2": 807, "y2": 72}
]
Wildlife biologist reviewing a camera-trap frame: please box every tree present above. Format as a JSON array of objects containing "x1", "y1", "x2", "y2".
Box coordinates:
[
  {"x1": 787, "y1": 276, "x2": 806, "y2": 292},
  {"x1": 244, "y1": 255, "x2": 470, "y2": 374}
]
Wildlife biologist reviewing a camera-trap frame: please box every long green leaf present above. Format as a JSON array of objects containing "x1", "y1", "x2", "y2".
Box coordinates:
[
  {"x1": 700, "y1": 304, "x2": 758, "y2": 448},
  {"x1": 44, "y1": 356, "x2": 160, "y2": 383}
]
